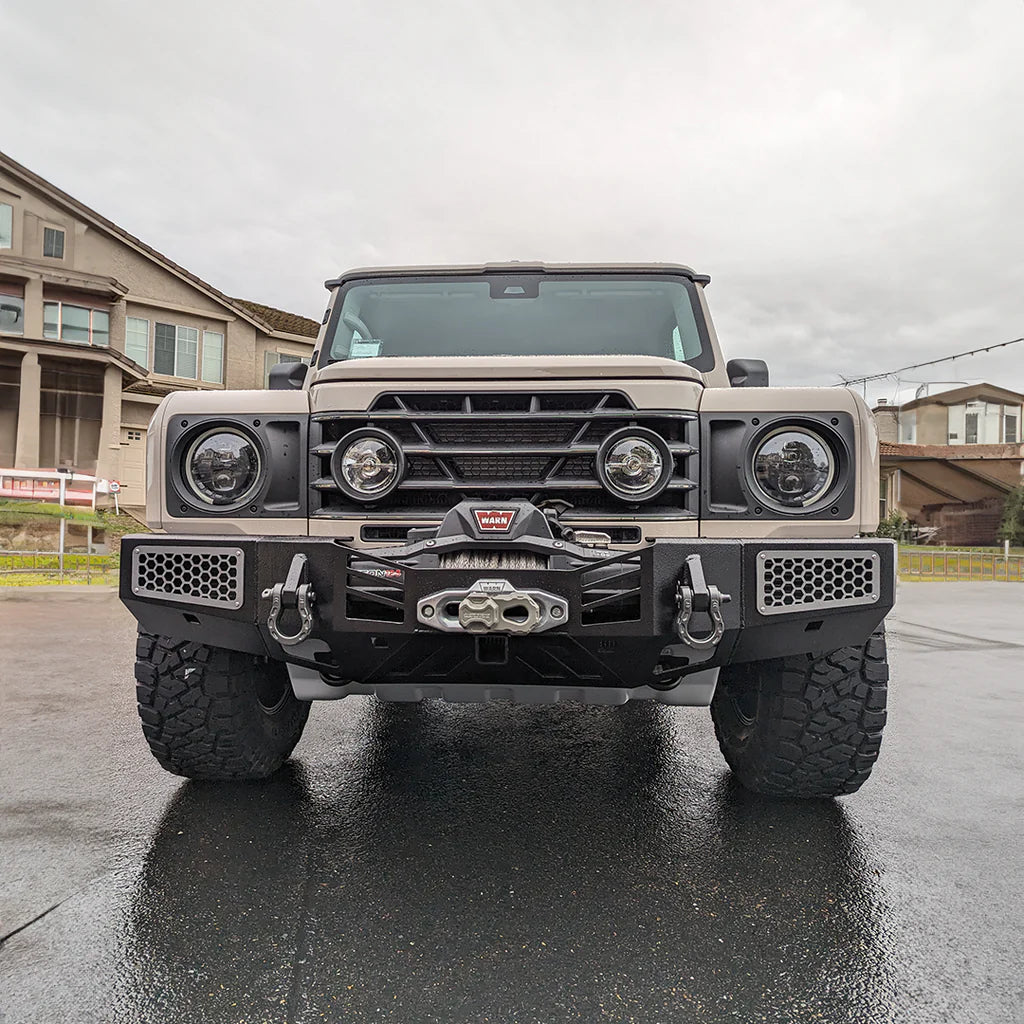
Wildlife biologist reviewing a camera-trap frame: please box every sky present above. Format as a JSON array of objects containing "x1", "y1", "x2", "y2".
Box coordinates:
[{"x1": 2, "y1": 0, "x2": 1022, "y2": 398}]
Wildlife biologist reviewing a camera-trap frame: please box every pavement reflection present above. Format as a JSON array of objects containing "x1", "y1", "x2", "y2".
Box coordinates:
[{"x1": 120, "y1": 701, "x2": 892, "y2": 1022}]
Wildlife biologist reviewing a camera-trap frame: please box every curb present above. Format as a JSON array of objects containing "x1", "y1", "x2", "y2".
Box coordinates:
[{"x1": 0, "y1": 584, "x2": 118, "y2": 601}]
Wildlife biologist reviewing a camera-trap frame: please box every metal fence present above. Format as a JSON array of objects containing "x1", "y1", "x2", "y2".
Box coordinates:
[
  {"x1": 0, "y1": 549, "x2": 117, "y2": 583},
  {"x1": 899, "y1": 549, "x2": 1024, "y2": 582}
]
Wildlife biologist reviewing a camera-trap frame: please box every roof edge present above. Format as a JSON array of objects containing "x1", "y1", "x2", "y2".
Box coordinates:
[
  {"x1": 324, "y1": 262, "x2": 711, "y2": 290},
  {"x1": 0, "y1": 149, "x2": 278, "y2": 333}
]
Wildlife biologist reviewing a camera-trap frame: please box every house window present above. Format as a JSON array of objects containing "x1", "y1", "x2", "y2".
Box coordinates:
[
  {"x1": 0, "y1": 284, "x2": 24, "y2": 335},
  {"x1": 125, "y1": 317, "x2": 150, "y2": 368},
  {"x1": 264, "y1": 350, "x2": 310, "y2": 387},
  {"x1": 1006, "y1": 413, "x2": 1019, "y2": 445},
  {"x1": 0, "y1": 204, "x2": 12, "y2": 249},
  {"x1": 965, "y1": 412, "x2": 979, "y2": 445},
  {"x1": 202, "y1": 330, "x2": 224, "y2": 384},
  {"x1": 879, "y1": 474, "x2": 888, "y2": 522},
  {"x1": 43, "y1": 302, "x2": 110, "y2": 346},
  {"x1": 154, "y1": 323, "x2": 199, "y2": 379},
  {"x1": 42, "y1": 226, "x2": 65, "y2": 259}
]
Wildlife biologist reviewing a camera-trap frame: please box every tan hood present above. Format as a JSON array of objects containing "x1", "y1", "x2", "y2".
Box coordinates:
[{"x1": 311, "y1": 354, "x2": 705, "y2": 384}]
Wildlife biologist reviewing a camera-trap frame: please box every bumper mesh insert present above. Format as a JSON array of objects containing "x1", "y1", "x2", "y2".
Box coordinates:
[
  {"x1": 756, "y1": 550, "x2": 880, "y2": 616},
  {"x1": 131, "y1": 546, "x2": 244, "y2": 609}
]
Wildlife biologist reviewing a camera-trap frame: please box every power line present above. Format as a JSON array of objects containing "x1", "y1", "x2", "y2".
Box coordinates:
[{"x1": 833, "y1": 335, "x2": 1024, "y2": 388}]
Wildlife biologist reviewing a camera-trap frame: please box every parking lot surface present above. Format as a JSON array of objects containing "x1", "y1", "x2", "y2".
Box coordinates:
[{"x1": 1, "y1": 583, "x2": 1022, "y2": 1024}]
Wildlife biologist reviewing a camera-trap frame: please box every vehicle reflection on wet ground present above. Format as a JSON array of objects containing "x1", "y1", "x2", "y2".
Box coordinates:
[{"x1": 1, "y1": 584, "x2": 1021, "y2": 1023}]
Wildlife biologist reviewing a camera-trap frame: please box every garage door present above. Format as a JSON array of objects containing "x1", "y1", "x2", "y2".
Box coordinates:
[{"x1": 119, "y1": 428, "x2": 147, "y2": 506}]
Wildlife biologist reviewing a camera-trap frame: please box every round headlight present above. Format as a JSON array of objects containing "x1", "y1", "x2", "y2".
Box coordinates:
[
  {"x1": 184, "y1": 428, "x2": 262, "y2": 507},
  {"x1": 331, "y1": 428, "x2": 405, "y2": 501},
  {"x1": 596, "y1": 427, "x2": 672, "y2": 502},
  {"x1": 751, "y1": 426, "x2": 836, "y2": 509}
]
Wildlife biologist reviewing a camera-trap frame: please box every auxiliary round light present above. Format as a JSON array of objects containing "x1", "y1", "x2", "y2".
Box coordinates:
[
  {"x1": 184, "y1": 428, "x2": 263, "y2": 507},
  {"x1": 331, "y1": 428, "x2": 405, "y2": 501},
  {"x1": 751, "y1": 426, "x2": 835, "y2": 509},
  {"x1": 596, "y1": 427, "x2": 672, "y2": 502}
]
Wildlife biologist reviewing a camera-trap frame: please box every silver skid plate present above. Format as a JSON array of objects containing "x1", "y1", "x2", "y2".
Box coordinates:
[{"x1": 416, "y1": 578, "x2": 568, "y2": 634}]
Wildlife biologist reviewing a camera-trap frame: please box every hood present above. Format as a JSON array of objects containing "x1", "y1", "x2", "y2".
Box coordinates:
[{"x1": 311, "y1": 354, "x2": 705, "y2": 384}]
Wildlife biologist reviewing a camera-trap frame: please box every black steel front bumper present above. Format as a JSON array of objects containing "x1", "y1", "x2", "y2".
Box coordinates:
[{"x1": 120, "y1": 522, "x2": 895, "y2": 692}]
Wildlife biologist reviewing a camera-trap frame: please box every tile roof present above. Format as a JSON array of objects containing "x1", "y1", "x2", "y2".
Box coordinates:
[
  {"x1": 880, "y1": 441, "x2": 1024, "y2": 459},
  {"x1": 231, "y1": 299, "x2": 320, "y2": 338}
]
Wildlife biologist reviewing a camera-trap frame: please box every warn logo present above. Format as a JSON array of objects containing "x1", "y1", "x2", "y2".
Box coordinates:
[{"x1": 472, "y1": 508, "x2": 517, "y2": 532}]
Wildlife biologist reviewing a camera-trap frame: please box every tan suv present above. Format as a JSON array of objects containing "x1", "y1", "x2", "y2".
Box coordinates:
[{"x1": 121, "y1": 263, "x2": 893, "y2": 797}]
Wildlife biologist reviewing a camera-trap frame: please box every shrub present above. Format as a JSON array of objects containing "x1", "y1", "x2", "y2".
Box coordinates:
[
  {"x1": 999, "y1": 485, "x2": 1024, "y2": 546},
  {"x1": 872, "y1": 509, "x2": 912, "y2": 543}
]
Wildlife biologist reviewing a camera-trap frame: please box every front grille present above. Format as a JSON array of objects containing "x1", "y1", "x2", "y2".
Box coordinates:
[
  {"x1": 756, "y1": 551, "x2": 881, "y2": 616},
  {"x1": 311, "y1": 390, "x2": 698, "y2": 519},
  {"x1": 131, "y1": 546, "x2": 244, "y2": 609}
]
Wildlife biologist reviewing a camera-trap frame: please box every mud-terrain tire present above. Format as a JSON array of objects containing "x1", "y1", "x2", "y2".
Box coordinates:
[
  {"x1": 710, "y1": 627, "x2": 888, "y2": 798},
  {"x1": 134, "y1": 632, "x2": 311, "y2": 781}
]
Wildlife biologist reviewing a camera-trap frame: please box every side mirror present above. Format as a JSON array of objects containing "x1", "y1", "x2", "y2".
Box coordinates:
[
  {"x1": 726, "y1": 358, "x2": 769, "y2": 388},
  {"x1": 268, "y1": 360, "x2": 309, "y2": 390}
]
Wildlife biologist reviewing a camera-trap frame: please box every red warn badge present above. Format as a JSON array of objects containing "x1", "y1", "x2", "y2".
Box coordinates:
[{"x1": 472, "y1": 508, "x2": 517, "y2": 532}]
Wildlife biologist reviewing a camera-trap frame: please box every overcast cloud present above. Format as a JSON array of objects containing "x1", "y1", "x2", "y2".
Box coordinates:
[{"x1": 2, "y1": 0, "x2": 1022, "y2": 397}]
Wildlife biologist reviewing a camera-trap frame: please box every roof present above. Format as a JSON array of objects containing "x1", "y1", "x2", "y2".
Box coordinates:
[
  {"x1": 880, "y1": 441, "x2": 1024, "y2": 459},
  {"x1": 325, "y1": 262, "x2": 711, "y2": 289},
  {"x1": 898, "y1": 382, "x2": 1024, "y2": 412},
  {"x1": 0, "y1": 149, "x2": 313, "y2": 338},
  {"x1": 231, "y1": 299, "x2": 319, "y2": 338}
]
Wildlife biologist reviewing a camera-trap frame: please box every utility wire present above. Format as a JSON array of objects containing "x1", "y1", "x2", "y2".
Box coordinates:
[{"x1": 834, "y1": 335, "x2": 1024, "y2": 387}]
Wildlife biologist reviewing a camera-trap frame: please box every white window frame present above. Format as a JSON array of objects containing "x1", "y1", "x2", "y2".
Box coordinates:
[
  {"x1": 43, "y1": 301, "x2": 110, "y2": 347},
  {"x1": 154, "y1": 322, "x2": 202, "y2": 380},
  {"x1": 201, "y1": 330, "x2": 224, "y2": 384},
  {"x1": 42, "y1": 224, "x2": 65, "y2": 259},
  {"x1": 0, "y1": 202, "x2": 12, "y2": 249},
  {"x1": 125, "y1": 317, "x2": 150, "y2": 368}
]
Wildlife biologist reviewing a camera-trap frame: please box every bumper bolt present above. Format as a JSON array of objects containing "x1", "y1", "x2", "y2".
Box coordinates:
[
  {"x1": 422, "y1": 604, "x2": 435, "y2": 617},
  {"x1": 552, "y1": 606, "x2": 564, "y2": 618}
]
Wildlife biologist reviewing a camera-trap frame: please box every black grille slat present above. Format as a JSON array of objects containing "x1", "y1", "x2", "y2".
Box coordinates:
[
  {"x1": 451, "y1": 455, "x2": 553, "y2": 480},
  {"x1": 311, "y1": 390, "x2": 698, "y2": 519}
]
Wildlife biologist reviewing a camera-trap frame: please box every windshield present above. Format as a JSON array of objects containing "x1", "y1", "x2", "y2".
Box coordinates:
[{"x1": 324, "y1": 274, "x2": 712, "y2": 369}]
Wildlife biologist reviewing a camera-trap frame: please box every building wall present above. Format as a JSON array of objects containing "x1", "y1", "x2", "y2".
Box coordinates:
[{"x1": 872, "y1": 405, "x2": 899, "y2": 444}]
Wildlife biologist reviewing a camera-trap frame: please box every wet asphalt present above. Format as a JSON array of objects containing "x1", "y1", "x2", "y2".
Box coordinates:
[{"x1": 0, "y1": 584, "x2": 1022, "y2": 1024}]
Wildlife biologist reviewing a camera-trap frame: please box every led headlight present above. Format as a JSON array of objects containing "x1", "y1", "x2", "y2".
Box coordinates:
[
  {"x1": 751, "y1": 426, "x2": 836, "y2": 509},
  {"x1": 331, "y1": 428, "x2": 405, "y2": 501},
  {"x1": 596, "y1": 427, "x2": 672, "y2": 502},
  {"x1": 184, "y1": 427, "x2": 263, "y2": 507}
]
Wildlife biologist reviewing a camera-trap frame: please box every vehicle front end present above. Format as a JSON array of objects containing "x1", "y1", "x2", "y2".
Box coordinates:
[{"x1": 121, "y1": 264, "x2": 895, "y2": 796}]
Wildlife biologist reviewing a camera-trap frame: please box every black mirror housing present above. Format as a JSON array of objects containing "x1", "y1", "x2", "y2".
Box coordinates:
[
  {"x1": 726, "y1": 358, "x2": 769, "y2": 388},
  {"x1": 268, "y1": 360, "x2": 309, "y2": 390}
]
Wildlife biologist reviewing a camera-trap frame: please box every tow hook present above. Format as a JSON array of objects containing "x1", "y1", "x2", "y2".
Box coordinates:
[
  {"x1": 675, "y1": 554, "x2": 731, "y2": 650},
  {"x1": 263, "y1": 553, "x2": 316, "y2": 646}
]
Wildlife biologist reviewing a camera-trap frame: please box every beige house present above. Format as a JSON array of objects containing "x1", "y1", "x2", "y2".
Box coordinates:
[
  {"x1": 873, "y1": 383, "x2": 1022, "y2": 446},
  {"x1": 872, "y1": 384, "x2": 1024, "y2": 542},
  {"x1": 0, "y1": 151, "x2": 319, "y2": 505}
]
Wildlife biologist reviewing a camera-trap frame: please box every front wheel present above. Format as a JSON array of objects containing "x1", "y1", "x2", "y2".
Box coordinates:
[
  {"x1": 710, "y1": 627, "x2": 889, "y2": 798},
  {"x1": 134, "y1": 632, "x2": 311, "y2": 781}
]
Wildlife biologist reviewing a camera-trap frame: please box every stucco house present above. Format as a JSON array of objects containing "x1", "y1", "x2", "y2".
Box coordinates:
[
  {"x1": 872, "y1": 383, "x2": 1024, "y2": 543},
  {"x1": 0, "y1": 151, "x2": 319, "y2": 506}
]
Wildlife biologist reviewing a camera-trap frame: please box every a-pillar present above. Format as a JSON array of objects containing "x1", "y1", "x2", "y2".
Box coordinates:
[
  {"x1": 14, "y1": 351, "x2": 41, "y2": 468},
  {"x1": 95, "y1": 363, "x2": 123, "y2": 483}
]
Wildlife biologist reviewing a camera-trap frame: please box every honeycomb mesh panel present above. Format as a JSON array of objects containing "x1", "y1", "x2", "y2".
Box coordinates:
[
  {"x1": 756, "y1": 550, "x2": 880, "y2": 616},
  {"x1": 131, "y1": 546, "x2": 244, "y2": 609}
]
